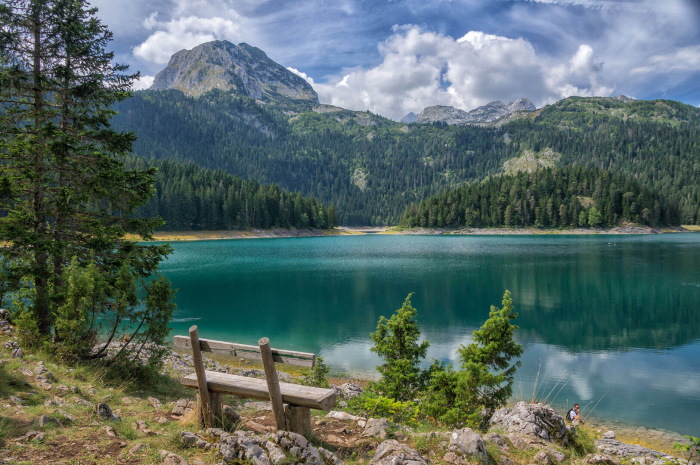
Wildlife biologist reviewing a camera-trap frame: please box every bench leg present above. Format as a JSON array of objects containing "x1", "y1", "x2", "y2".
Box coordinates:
[
  {"x1": 284, "y1": 405, "x2": 311, "y2": 436},
  {"x1": 210, "y1": 392, "x2": 223, "y2": 424}
]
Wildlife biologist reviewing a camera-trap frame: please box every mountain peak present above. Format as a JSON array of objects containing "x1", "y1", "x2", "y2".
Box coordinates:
[
  {"x1": 406, "y1": 98, "x2": 535, "y2": 125},
  {"x1": 150, "y1": 40, "x2": 318, "y2": 103}
]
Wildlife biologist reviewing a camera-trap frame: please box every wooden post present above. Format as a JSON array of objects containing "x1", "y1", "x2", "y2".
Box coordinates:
[
  {"x1": 189, "y1": 325, "x2": 213, "y2": 428},
  {"x1": 285, "y1": 405, "x2": 311, "y2": 436},
  {"x1": 259, "y1": 337, "x2": 286, "y2": 431}
]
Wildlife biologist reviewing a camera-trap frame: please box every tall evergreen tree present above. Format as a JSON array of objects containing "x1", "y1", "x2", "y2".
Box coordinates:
[
  {"x1": 370, "y1": 293, "x2": 430, "y2": 401},
  {"x1": 0, "y1": 0, "x2": 173, "y2": 353}
]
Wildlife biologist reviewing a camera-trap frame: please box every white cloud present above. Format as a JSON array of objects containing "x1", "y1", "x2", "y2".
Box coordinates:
[
  {"x1": 312, "y1": 26, "x2": 613, "y2": 120},
  {"x1": 287, "y1": 67, "x2": 316, "y2": 86},
  {"x1": 133, "y1": 9, "x2": 243, "y2": 65},
  {"x1": 133, "y1": 75, "x2": 155, "y2": 90},
  {"x1": 631, "y1": 45, "x2": 700, "y2": 74}
]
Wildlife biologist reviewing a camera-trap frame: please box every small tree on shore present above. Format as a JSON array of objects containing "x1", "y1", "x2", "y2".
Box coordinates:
[
  {"x1": 422, "y1": 290, "x2": 522, "y2": 428},
  {"x1": 370, "y1": 293, "x2": 429, "y2": 401}
]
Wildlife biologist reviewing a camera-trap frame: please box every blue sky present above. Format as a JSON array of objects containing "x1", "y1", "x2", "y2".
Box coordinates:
[{"x1": 92, "y1": 0, "x2": 700, "y2": 120}]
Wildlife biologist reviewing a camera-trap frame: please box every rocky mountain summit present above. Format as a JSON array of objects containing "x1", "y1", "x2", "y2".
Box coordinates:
[
  {"x1": 407, "y1": 98, "x2": 536, "y2": 125},
  {"x1": 150, "y1": 40, "x2": 319, "y2": 103}
]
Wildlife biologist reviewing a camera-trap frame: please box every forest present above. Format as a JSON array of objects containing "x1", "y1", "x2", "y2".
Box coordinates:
[
  {"x1": 131, "y1": 158, "x2": 337, "y2": 230},
  {"x1": 399, "y1": 165, "x2": 679, "y2": 229},
  {"x1": 112, "y1": 91, "x2": 700, "y2": 226}
]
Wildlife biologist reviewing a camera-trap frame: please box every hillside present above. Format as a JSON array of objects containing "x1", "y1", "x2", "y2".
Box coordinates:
[{"x1": 111, "y1": 43, "x2": 700, "y2": 226}]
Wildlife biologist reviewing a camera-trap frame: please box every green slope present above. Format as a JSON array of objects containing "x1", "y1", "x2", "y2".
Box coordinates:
[{"x1": 112, "y1": 92, "x2": 700, "y2": 225}]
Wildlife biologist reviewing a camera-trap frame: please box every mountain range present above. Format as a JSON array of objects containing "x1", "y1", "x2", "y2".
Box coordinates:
[{"x1": 111, "y1": 40, "x2": 700, "y2": 226}]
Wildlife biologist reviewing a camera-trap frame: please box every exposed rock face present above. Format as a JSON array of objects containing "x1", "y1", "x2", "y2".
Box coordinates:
[
  {"x1": 400, "y1": 112, "x2": 418, "y2": 123},
  {"x1": 371, "y1": 440, "x2": 429, "y2": 465},
  {"x1": 444, "y1": 428, "x2": 491, "y2": 465},
  {"x1": 595, "y1": 437, "x2": 683, "y2": 463},
  {"x1": 489, "y1": 401, "x2": 569, "y2": 445},
  {"x1": 410, "y1": 98, "x2": 535, "y2": 125},
  {"x1": 150, "y1": 40, "x2": 319, "y2": 103},
  {"x1": 219, "y1": 430, "x2": 343, "y2": 465}
]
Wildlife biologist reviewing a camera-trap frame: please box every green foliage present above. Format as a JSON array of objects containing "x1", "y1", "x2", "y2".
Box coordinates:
[
  {"x1": 401, "y1": 166, "x2": 679, "y2": 229},
  {"x1": 112, "y1": 89, "x2": 700, "y2": 226},
  {"x1": 0, "y1": 0, "x2": 175, "y2": 363},
  {"x1": 300, "y1": 356, "x2": 331, "y2": 388},
  {"x1": 132, "y1": 158, "x2": 337, "y2": 230},
  {"x1": 674, "y1": 435, "x2": 700, "y2": 462},
  {"x1": 346, "y1": 391, "x2": 420, "y2": 426},
  {"x1": 370, "y1": 293, "x2": 430, "y2": 401},
  {"x1": 421, "y1": 291, "x2": 522, "y2": 429}
]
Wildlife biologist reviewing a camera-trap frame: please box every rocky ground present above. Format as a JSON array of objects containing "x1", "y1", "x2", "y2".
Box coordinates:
[{"x1": 0, "y1": 312, "x2": 697, "y2": 465}]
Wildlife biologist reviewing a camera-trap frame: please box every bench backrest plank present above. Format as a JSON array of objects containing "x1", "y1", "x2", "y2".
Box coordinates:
[{"x1": 173, "y1": 335, "x2": 315, "y2": 368}]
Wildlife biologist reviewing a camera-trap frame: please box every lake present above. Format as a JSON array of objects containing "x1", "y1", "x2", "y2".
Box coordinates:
[{"x1": 160, "y1": 233, "x2": 700, "y2": 435}]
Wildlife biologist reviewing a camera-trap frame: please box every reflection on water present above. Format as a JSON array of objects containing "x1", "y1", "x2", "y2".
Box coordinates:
[{"x1": 162, "y1": 234, "x2": 700, "y2": 434}]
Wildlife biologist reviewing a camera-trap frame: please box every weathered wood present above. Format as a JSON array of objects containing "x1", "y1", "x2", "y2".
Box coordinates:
[
  {"x1": 180, "y1": 371, "x2": 336, "y2": 411},
  {"x1": 189, "y1": 326, "x2": 212, "y2": 428},
  {"x1": 210, "y1": 392, "x2": 223, "y2": 422},
  {"x1": 259, "y1": 337, "x2": 286, "y2": 431},
  {"x1": 285, "y1": 405, "x2": 311, "y2": 436},
  {"x1": 174, "y1": 335, "x2": 315, "y2": 367}
]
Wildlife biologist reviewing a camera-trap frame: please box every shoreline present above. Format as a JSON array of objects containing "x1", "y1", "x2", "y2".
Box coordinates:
[{"x1": 132, "y1": 224, "x2": 698, "y2": 242}]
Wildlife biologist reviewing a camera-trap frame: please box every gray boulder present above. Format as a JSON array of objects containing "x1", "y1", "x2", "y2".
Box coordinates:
[
  {"x1": 94, "y1": 402, "x2": 120, "y2": 421},
  {"x1": 340, "y1": 383, "x2": 364, "y2": 399},
  {"x1": 595, "y1": 438, "x2": 683, "y2": 464},
  {"x1": 362, "y1": 417, "x2": 391, "y2": 439},
  {"x1": 371, "y1": 440, "x2": 429, "y2": 465},
  {"x1": 489, "y1": 402, "x2": 569, "y2": 445},
  {"x1": 444, "y1": 428, "x2": 490, "y2": 465}
]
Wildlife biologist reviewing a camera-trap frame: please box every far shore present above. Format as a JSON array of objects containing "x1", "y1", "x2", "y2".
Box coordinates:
[{"x1": 130, "y1": 224, "x2": 699, "y2": 242}]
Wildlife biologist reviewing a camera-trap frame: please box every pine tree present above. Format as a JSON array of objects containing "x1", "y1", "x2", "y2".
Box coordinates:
[
  {"x1": 370, "y1": 293, "x2": 430, "y2": 401},
  {"x1": 0, "y1": 0, "x2": 174, "y2": 356}
]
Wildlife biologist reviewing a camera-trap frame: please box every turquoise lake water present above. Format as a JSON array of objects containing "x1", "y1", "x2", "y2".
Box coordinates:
[{"x1": 160, "y1": 234, "x2": 700, "y2": 435}]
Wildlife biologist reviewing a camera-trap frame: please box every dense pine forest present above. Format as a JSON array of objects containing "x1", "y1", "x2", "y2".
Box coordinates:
[
  {"x1": 130, "y1": 158, "x2": 337, "y2": 230},
  {"x1": 112, "y1": 91, "x2": 700, "y2": 226},
  {"x1": 400, "y1": 166, "x2": 679, "y2": 229}
]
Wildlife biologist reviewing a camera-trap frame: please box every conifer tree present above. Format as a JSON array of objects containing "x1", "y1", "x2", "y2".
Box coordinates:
[
  {"x1": 0, "y1": 0, "x2": 174, "y2": 356},
  {"x1": 370, "y1": 293, "x2": 429, "y2": 401}
]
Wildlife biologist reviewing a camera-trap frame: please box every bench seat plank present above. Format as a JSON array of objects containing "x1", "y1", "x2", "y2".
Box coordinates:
[
  {"x1": 174, "y1": 336, "x2": 315, "y2": 367},
  {"x1": 181, "y1": 371, "x2": 336, "y2": 411}
]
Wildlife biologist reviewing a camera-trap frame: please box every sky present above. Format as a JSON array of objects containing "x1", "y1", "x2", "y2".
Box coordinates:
[{"x1": 91, "y1": 0, "x2": 700, "y2": 120}]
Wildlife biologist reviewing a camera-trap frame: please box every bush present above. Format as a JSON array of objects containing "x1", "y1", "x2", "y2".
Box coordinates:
[
  {"x1": 300, "y1": 356, "x2": 331, "y2": 388},
  {"x1": 347, "y1": 391, "x2": 420, "y2": 426}
]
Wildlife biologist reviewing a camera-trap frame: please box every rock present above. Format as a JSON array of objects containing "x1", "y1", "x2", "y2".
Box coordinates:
[
  {"x1": 150, "y1": 40, "x2": 319, "y2": 103},
  {"x1": 10, "y1": 395, "x2": 24, "y2": 406},
  {"x1": 55, "y1": 410, "x2": 75, "y2": 423},
  {"x1": 18, "y1": 430, "x2": 45, "y2": 442},
  {"x1": 11, "y1": 348, "x2": 23, "y2": 358},
  {"x1": 362, "y1": 418, "x2": 391, "y2": 439},
  {"x1": 484, "y1": 432, "x2": 508, "y2": 449},
  {"x1": 339, "y1": 383, "x2": 364, "y2": 399},
  {"x1": 104, "y1": 425, "x2": 117, "y2": 437},
  {"x1": 583, "y1": 454, "x2": 620, "y2": 465},
  {"x1": 160, "y1": 449, "x2": 190, "y2": 465},
  {"x1": 128, "y1": 443, "x2": 148, "y2": 454},
  {"x1": 33, "y1": 414, "x2": 62, "y2": 428},
  {"x1": 148, "y1": 396, "x2": 162, "y2": 409},
  {"x1": 603, "y1": 431, "x2": 616, "y2": 440},
  {"x1": 547, "y1": 449, "x2": 567, "y2": 463},
  {"x1": 223, "y1": 404, "x2": 241, "y2": 422},
  {"x1": 156, "y1": 416, "x2": 170, "y2": 424},
  {"x1": 371, "y1": 439, "x2": 428, "y2": 465},
  {"x1": 489, "y1": 402, "x2": 569, "y2": 445},
  {"x1": 320, "y1": 447, "x2": 345, "y2": 465},
  {"x1": 444, "y1": 428, "x2": 490, "y2": 465},
  {"x1": 3, "y1": 340, "x2": 18, "y2": 349},
  {"x1": 327, "y1": 410, "x2": 365, "y2": 422},
  {"x1": 595, "y1": 438, "x2": 676, "y2": 462},
  {"x1": 95, "y1": 403, "x2": 120, "y2": 421},
  {"x1": 533, "y1": 450, "x2": 553, "y2": 465},
  {"x1": 171, "y1": 398, "x2": 195, "y2": 416},
  {"x1": 135, "y1": 419, "x2": 155, "y2": 436},
  {"x1": 19, "y1": 366, "x2": 33, "y2": 376},
  {"x1": 180, "y1": 431, "x2": 206, "y2": 447}
]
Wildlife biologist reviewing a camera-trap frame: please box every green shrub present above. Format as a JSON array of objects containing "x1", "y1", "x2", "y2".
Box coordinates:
[
  {"x1": 300, "y1": 356, "x2": 330, "y2": 388},
  {"x1": 347, "y1": 391, "x2": 420, "y2": 426}
]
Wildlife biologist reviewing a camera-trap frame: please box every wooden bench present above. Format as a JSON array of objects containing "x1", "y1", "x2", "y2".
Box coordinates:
[{"x1": 174, "y1": 326, "x2": 336, "y2": 435}]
